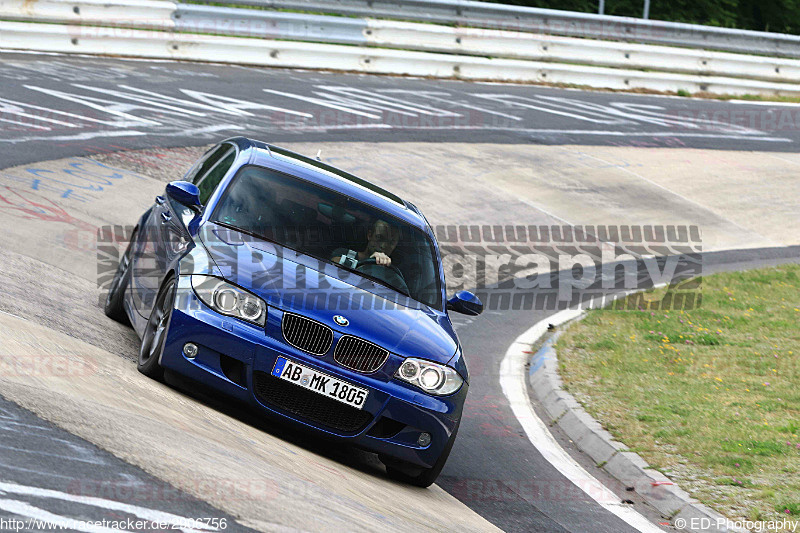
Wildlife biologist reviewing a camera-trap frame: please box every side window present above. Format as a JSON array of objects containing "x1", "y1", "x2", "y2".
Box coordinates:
[
  {"x1": 185, "y1": 144, "x2": 229, "y2": 185},
  {"x1": 196, "y1": 150, "x2": 236, "y2": 205}
]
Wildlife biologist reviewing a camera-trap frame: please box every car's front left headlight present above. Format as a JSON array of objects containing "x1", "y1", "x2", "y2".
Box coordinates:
[
  {"x1": 395, "y1": 358, "x2": 464, "y2": 396},
  {"x1": 191, "y1": 274, "x2": 267, "y2": 327}
]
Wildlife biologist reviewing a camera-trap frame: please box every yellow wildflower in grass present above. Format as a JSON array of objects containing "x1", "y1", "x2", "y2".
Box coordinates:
[{"x1": 557, "y1": 263, "x2": 800, "y2": 523}]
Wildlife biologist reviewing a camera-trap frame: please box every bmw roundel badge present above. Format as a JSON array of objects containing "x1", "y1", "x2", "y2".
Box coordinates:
[{"x1": 333, "y1": 315, "x2": 349, "y2": 327}]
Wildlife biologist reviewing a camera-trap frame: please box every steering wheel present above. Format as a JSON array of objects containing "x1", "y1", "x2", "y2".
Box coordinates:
[
  {"x1": 356, "y1": 257, "x2": 405, "y2": 278},
  {"x1": 356, "y1": 258, "x2": 410, "y2": 294}
]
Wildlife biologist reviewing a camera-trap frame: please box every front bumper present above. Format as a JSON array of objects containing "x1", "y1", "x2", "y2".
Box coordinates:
[{"x1": 161, "y1": 287, "x2": 466, "y2": 468}]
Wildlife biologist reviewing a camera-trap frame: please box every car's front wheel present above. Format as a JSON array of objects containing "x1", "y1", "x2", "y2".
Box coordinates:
[
  {"x1": 138, "y1": 277, "x2": 176, "y2": 381},
  {"x1": 104, "y1": 229, "x2": 136, "y2": 325},
  {"x1": 383, "y1": 421, "x2": 460, "y2": 488}
]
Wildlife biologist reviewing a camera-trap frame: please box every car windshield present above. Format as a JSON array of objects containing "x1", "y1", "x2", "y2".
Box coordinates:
[{"x1": 211, "y1": 165, "x2": 442, "y2": 309}]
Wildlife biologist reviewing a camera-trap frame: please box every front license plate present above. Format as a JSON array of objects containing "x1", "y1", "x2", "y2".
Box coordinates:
[{"x1": 272, "y1": 357, "x2": 369, "y2": 410}]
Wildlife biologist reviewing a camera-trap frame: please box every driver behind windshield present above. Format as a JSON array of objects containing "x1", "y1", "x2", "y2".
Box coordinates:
[{"x1": 331, "y1": 219, "x2": 400, "y2": 269}]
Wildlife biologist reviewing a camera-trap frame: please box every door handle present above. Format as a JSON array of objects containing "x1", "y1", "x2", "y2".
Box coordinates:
[
  {"x1": 155, "y1": 195, "x2": 166, "y2": 205},
  {"x1": 161, "y1": 211, "x2": 172, "y2": 224}
]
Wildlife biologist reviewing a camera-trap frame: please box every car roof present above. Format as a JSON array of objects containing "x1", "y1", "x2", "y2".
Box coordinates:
[{"x1": 223, "y1": 137, "x2": 430, "y2": 230}]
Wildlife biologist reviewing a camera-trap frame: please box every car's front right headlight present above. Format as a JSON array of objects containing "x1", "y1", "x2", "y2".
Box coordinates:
[
  {"x1": 191, "y1": 274, "x2": 267, "y2": 327},
  {"x1": 395, "y1": 358, "x2": 464, "y2": 396}
]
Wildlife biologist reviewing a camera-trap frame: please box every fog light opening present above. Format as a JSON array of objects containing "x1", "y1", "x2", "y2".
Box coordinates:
[
  {"x1": 417, "y1": 432, "x2": 431, "y2": 447},
  {"x1": 183, "y1": 342, "x2": 198, "y2": 359}
]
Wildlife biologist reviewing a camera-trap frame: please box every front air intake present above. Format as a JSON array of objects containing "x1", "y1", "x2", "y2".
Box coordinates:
[{"x1": 253, "y1": 371, "x2": 372, "y2": 433}]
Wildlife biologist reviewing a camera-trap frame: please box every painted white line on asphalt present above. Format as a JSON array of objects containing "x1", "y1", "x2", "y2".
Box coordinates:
[
  {"x1": 515, "y1": 197, "x2": 576, "y2": 226},
  {"x1": 253, "y1": 122, "x2": 793, "y2": 141},
  {"x1": 179, "y1": 88, "x2": 315, "y2": 118},
  {"x1": 286, "y1": 123, "x2": 394, "y2": 131},
  {"x1": 499, "y1": 309, "x2": 664, "y2": 533},
  {"x1": 0, "y1": 480, "x2": 218, "y2": 532},
  {"x1": 163, "y1": 125, "x2": 241, "y2": 137},
  {"x1": 474, "y1": 94, "x2": 624, "y2": 124},
  {"x1": 1, "y1": 125, "x2": 789, "y2": 144},
  {"x1": 429, "y1": 128, "x2": 791, "y2": 141},
  {"x1": 322, "y1": 86, "x2": 463, "y2": 117},
  {"x1": 729, "y1": 99, "x2": 800, "y2": 106},
  {"x1": 23, "y1": 85, "x2": 163, "y2": 126},
  {"x1": 263, "y1": 89, "x2": 383, "y2": 119},
  {"x1": 0, "y1": 124, "x2": 241, "y2": 144},
  {"x1": 0, "y1": 117, "x2": 51, "y2": 130},
  {"x1": 577, "y1": 151, "x2": 778, "y2": 246},
  {"x1": 378, "y1": 89, "x2": 525, "y2": 121},
  {"x1": 0, "y1": 499, "x2": 123, "y2": 533},
  {"x1": 767, "y1": 153, "x2": 800, "y2": 166},
  {"x1": 0, "y1": 130, "x2": 147, "y2": 144}
]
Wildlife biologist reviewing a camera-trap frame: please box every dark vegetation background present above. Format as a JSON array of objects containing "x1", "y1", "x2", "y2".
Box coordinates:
[{"x1": 487, "y1": 0, "x2": 800, "y2": 34}]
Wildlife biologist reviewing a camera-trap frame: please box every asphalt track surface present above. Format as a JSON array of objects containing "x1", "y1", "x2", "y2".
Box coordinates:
[
  {"x1": 441, "y1": 247, "x2": 800, "y2": 533},
  {"x1": 2, "y1": 51, "x2": 800, "y2": 532},
  {"x1": 3, "y1": 51, "x2": 800, "y2": 169},
  {"x1": 0, "y1": 395, "x2": 252, "y2": 533}
]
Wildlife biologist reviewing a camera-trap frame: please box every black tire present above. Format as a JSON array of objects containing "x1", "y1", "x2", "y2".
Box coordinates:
[
  {"x1": 384, "y1": 422, "x2": 460, "y2": 488},
  {"x1": 104, "y1": 229, "x2": 136, "y2": 325},
  {"x1": 137, "y1": 277, "x2": 176, "y2": 381}
]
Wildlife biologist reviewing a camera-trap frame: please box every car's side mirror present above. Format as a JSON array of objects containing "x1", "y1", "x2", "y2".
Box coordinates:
[
  {"x1": 446, "y1": 291, "x2": 483, "y2": 316},
  {"x1": 166, "y1": 181, "x2": 201, "y2": 211}
]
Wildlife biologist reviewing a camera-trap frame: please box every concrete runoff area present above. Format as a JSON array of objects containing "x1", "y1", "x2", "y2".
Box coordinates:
[
  {"x1": 261, "y1": 143, "x2": 800, "y2": 251},
  {"x1": 0, "y1": 311, "x2": 499, "y2": 532},
  {"x1": 0, "y1": 142, "x2": 798, "y2": 531},
  {"x1": 0, "y1": 395, "x2": 255, "y2": 533},
  {"x1": 2, "y1": 143, "x2": 798, "y2": 284}
]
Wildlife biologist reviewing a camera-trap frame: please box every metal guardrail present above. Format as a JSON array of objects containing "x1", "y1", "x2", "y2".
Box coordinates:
[
  {"x1": 6, "y1": 18, "x2": 800, "y2": 98},
  {"x1": 189, "y1": 0, "x2": 800, "y2": 59},
  {"x1": 3, "y1": 0, "x2": 800, "y2": 95},
  {"x1": 174, "y1": 4, "x2": 366, "y2": 44},
  {"x1": 153, "y1": 1, "x2": 800, "y2": 83},
  {"x1": 362, "y1": 20, "x2": 800, "y2": 84},
  {"x1": 0, "y1": 0, "x2": 176, "y2": 28}
]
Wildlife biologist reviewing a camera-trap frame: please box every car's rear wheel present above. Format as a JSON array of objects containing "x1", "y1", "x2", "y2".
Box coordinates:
[
  {"x1": 138, "y1": 277, "x2": 176, "y2": 381},
  {"x1": 104, "y1": 229, "x2": 136, "y2": 325},
  {"x1": 383, "y1": 421, "x2": 459, "y2": 488}
]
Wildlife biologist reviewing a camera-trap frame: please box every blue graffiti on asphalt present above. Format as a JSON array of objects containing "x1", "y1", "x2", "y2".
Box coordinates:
[{"x1": 2, "y1": 158, "x2": 146, "y2": 202}]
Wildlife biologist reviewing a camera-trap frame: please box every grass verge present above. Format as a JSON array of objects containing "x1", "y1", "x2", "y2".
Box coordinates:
[{"x1": 557, "y1": 264, "x2": 800, "y2": 524}]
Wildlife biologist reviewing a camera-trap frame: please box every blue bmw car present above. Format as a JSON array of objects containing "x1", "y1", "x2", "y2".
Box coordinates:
[{"x1": 105, "y1": 137, "x2": 482, "y2": 487}]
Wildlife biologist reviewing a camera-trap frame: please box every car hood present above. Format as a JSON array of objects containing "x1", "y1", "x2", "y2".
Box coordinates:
[{"x1": 199, "y1": 224, "x2": 458, "y2": 363}]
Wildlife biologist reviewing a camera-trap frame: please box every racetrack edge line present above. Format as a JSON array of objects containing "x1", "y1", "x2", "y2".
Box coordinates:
[{"x1": 500, "y1": 311, "x2": 666, "y2": 533}]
